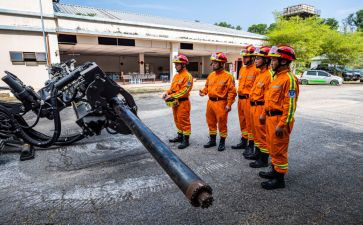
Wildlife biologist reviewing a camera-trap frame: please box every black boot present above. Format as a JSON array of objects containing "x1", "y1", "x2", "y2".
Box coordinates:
[
  {"x1": 178, "y1": 135, "x2": 190, "y2": 149},
  {"x1": 245, "y1": 146, "x2": 260, "y2": 160},
  {"x1": 259, "y1": 165, "x2": 277, "y2": 179},
  {"x1": 218, "y1": 137, "x2": 226, "y2": 151},
  {"x1": 231, "y1": 137, "x2": 248, "y2": 149},
  {"x1": 261, "y1": 172, "x2": 285, "y2": 190},
  {"x1": 169, "y1": 132, "x2": 183, "y2": 143},
  {"x1": 243, "y1": 140, "x2": 254, "y2": 158},
  {"x1": 250, "y1": 152, "x2": 269, "y2": 168},
  {"x1": 204, "y1": 135, "x2": 217, "y2": 148}
]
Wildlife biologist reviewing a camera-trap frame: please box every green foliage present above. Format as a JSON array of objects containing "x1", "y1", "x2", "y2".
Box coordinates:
[
  {"x1": 321, "y1": 18, "x2": 339, "y2": 30},
  {"x1": 267, "y1": 16, "x2": 332, "y2": 67},
  {"x1": 321, "y1": 31, "x2": 363, "y2": 67},
  {"x1": 247, "y1": 24, "x2": 268, "y2": 35},
  {"x1": 266, "y1": 16, "x2": 363, "y2": 68},
  {"x1": 347, "y1": 9, "x2": 363, "y2": 31},
  {"x1": 214, "y1": 22, "x2": 242, "y2": 30}
]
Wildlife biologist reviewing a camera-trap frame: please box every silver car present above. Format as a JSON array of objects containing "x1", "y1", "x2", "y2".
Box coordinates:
[{"x1": 300, "y1": 70, "x2": 343, "y2": 85}]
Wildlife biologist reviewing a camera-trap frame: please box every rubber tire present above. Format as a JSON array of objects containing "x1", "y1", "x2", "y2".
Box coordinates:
[
  {"x1": 330, "y1": 80, "x2": 339, "y2": 86},
  {"x1": 301, "y1": 80, "x2": 308, "y2": 85}
]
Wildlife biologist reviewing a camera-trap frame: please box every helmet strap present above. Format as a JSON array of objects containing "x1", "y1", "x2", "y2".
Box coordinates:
[
  {"x1": 274, "y1": 58, "x2": 290, "y2": 72},
  {"x1": 213, "y1": 62, "x2": 224, "y2": 71}
]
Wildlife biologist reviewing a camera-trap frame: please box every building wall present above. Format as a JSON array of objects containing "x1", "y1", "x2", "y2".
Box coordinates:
[
  {"x1": 56, "y1": 17, "x2": 263, "y2": 47},
  {"x1": 0, "y1": 0, "x2": 54, "y2": 15},
  {"x1": 0, "y1": 30, "x2": 49, "y2": 89}
]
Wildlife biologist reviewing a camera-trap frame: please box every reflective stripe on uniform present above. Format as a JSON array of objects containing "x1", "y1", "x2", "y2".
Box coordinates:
[
  {"x1": 183, "y1": 131, "x2": 191, "y2": 135},
  {"x1": 286, "y1": 72, "x2": 297, "y2": 124},
  {"x1": 172, "y1": 73, "x2": 193, "y2": 98},
  {"x1": 220, "y1": 132, "x2": 228, "y2": 138},
  {"x1": 260, "y1": 148, "x2": 269, "y2": 154},
  {"x1": 274, "y1": 163, "x2": 288, "y2": 170}
]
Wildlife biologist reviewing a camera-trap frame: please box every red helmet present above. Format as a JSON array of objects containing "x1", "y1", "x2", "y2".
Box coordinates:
[
  {"x1": 241, "y1": 45, "x2": 256, "y2": 56},
  {"x1": 172, "y1": 54, "x2": 189, "y2": 64},
  {"x1": 210, "y1": 52, "x2": 227, "y2": 63},
  {"x1": 253, "y1": 46, "x2": 271, "y2": 57},
  {"x1": 268, "y1": 45, "x2": 296, "y2": 61}
]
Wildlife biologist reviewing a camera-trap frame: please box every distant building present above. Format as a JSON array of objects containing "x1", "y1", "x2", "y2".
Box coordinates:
[
  {"x1": 282, "y1": 4, "x2": 320, "y2": 19},
  {"x1": 0, "y1": 0, "x2": 265, "y2": 89}
]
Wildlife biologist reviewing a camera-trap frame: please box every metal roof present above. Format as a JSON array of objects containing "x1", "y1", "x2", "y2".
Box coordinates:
[{"x1": 53, "y1": 3, "x2": 265, "y2": 40}]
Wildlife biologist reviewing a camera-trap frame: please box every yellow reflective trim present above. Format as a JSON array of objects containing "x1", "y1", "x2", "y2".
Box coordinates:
[
  {"x1": 286, "y1": 72, "x2": 296, "y2": 124},
  {"x1": 220, "y1": 132, "x2": 228, "y2": 138},
  {"x1": 172, "y1": 73, "x2": 193, "y2": 98}
]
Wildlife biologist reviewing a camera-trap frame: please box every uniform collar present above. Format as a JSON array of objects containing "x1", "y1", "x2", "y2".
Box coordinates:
[
  {"x1": 259, "y1": 66, "x2": 268, "y2": 73},
  {"x1": 178, "y1": 68, "x2": 187, "y2": 74},
  {"x1": 274, "y1": 68, "x2": 290, "y2": 76},
  {"x1": 215, "y1": 69, "x2": 225, "y2": 75},
  {"x1": 246, "y1": 64, "x2": 254, "y2": 69}
]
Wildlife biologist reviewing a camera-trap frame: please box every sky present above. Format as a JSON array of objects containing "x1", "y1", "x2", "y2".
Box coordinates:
[{"x1": 60, "y1": 0, "x2": 363, "y2": 30}]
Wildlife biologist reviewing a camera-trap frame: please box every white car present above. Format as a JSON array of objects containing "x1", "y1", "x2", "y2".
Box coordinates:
[{"x1": 300, "y1": 70, "x2": 343, "y2": 86}]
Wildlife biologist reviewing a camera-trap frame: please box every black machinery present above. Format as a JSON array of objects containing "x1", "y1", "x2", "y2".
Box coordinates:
[{"x1": 0, "y1": 60, "x2": 213, "y2": 208}]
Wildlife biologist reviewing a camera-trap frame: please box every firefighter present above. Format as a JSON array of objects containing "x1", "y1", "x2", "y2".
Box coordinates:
[
  {"x1": 258, "y1": 45, "x2": 299, "y2": 190},
  {"x1": 162, "y1": 54, "x2": 193, "y2": 149},
  {"x1": 245, "y1": 46, "x2": 273, "y2": 169},
  {"x1": 232, "y1": 45, "x2": 260, "y2": 159},
  {"x1": 199, "y1": 52, "x2": 236, "y2": 151}
]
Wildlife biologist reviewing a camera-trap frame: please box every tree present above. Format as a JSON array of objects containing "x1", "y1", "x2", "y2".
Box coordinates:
[
  {"x1": 322, "y1": 31, "x2": 363, "y2": 67},
  {"x1": 267, "y1": 15, "x2": 363, "y2": 71},
  {"x1": 267, "y1": 23, "x2": 277, "y2": 33},
  {"x1": 321, "y1": 18, "x2": 339, "y2": 30},
  {"x1": 247, "y1": 24, "x2": 268, "y2": 35},
  {"x1": 214, "y1": 22, "x2": 234, "y2": 29},
  {"x1": 347, "y1": 9, "x2": 363, "y2": 31},
  {"x1": 214, "y1": 22, "x2": 242, "y2": 30},
  {"x1": 267, "y1": 16, "x2": 333, "y2": 68}
]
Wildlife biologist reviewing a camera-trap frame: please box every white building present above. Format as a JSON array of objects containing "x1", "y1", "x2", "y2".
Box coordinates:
[{"x1": 0, "y1": 0, "x2": 265, "y2": 89}]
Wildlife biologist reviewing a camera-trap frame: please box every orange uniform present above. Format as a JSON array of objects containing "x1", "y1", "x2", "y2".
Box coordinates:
[
  {"x1": 237, "y1": 64, "x2": 260, "y2": 140},
  {"x1": 201, "y1": 70, "x2": 236, "y2": 138},
  {"x1": 249, "y1": 68, "x2": 273, "y2": 154},
  {"x1": 167, "y1": 69, "x2": 194, "y2": 135},
  {"x1": 263, "y1": 69, "x2": 299, "y2": 174}
]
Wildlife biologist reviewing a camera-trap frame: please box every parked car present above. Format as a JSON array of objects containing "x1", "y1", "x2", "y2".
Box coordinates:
[
  {"x1": 356, "y1": 69, "x2": 363, "y2": 82},
  {"x1": 313, "y1": 64, "x2": 343, "y2": 76},
  {"x1": 300, "y1": 70, "x2": 343, "y2": 85},
  {"x1": 342, "y1": 68, "x2": 361, "y2": 81}
]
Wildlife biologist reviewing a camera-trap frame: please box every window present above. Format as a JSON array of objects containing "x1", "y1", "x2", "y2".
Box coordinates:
[
  {"x1": 58, "y1": 34, "x2": 77, "y2": 44},
  {"x1": 187, "y1": 62, "x2": 198, "y2": 71},
  {"x1": 117, "y1": 38, "x2": 135, "y2": 46},
  {"x1": 35, "y1": 52, "x2": 47, "y2": 62},
  {"x1": 98, "y1": 37, "x2": 117, "y2": 45},
  {"x1": 318, "y1": 71, "x2": 329, "y2": 77},
  {"x1": 9, "y1": 51, "x2": 23, "y2": 62},
  {"x1": 180, "y1": 43, "x2": 193, "y2": 50},
  {"x1": 23, "y1": 52, "x2": 36, "y2": 62},
  {"x1": 306, "y1": 71, "x2": 316, "y2": 76}
]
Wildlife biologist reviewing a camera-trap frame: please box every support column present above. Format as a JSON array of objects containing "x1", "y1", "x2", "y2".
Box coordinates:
[
  {"x1": 170, "y1": 42, "x2": 179, "y2": 81},
  {"x1": 139, "y1": 53, "x2": 145, "y2": 74},
  {"x1": 201, "y1": 56, "x2": 205, "y2": 74},
  {"x1": 47, "y1": 33, "x2": 60, "y2": 65}
]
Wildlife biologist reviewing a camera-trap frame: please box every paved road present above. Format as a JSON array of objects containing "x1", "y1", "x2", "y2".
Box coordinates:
[{"x1": 0, "y1": 84, "x2": 362, "y2": 225}]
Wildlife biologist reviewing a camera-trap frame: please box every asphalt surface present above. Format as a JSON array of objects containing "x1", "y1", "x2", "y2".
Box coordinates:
[{"x1": 0, "y1": 84, "x2": 362, "y2": 225}]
